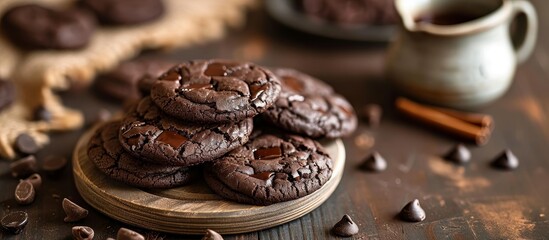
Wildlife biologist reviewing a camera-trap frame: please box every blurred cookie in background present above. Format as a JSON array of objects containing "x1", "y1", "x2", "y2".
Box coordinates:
[
  {"x1": 94, "y1": 59, "x2": 175, "y2": 102},
  {"x1": 298, "y1": 0, "x2": 398, "y2": 25}
]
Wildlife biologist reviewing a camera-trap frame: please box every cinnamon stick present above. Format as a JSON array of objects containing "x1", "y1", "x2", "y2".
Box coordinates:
[
  {"x1": 395, "y1": 98, "x2": 491, "y2": 145},
  {"x1": 432, "y1": 106, "x2": 494, "y2": 130}
]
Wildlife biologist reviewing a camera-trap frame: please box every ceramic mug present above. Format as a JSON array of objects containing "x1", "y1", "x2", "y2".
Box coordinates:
[{"x1": 386, "y1": 0, "x2": 538, "y2": 108}]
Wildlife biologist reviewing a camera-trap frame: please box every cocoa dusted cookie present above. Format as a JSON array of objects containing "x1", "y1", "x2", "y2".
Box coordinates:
[
  {"x1": 95, "y1": 59, "x2": 175, "y2": 101},
  {"x1": 87, "y1": 121, "x2": 192, "y2": 188},
  {"x1": 0, "y1": 80, "x2": 15, "y2": 112},
  {"x1": 119, "y1": 97, "x2": 253, "y2": 166},
  {"x1": 1, "y1": 4, "x2": 95, "y2": 50},
  {"x1": 263, "y1": 68, "x2": 357, "y2": 138},
  {"x1": 81, "y1": 0, "x2": 165, "y2": 25},
  {"x1": 204, "y1": 133, "x2": 333, "y2": 205},
  {"x1": 150, "y1": 60, "x2": 281, "y2": 123}
]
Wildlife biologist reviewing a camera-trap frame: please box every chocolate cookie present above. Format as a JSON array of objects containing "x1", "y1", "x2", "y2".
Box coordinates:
[
  {"x1": 150, "y1": 60, "x2": 281, "y2": 123},
  {"x1": 204, "y1": 133, "x2": 333, "y2": 205},
  {"x1": 0, "y1": 80, "x2": 15, "y2": 112},
  {"x1": 81, "y1": 0, "x2": 164, "y2": 25},
  {"x1": 87, "y1": 121, "x2": 192, "y2": 188},
  {"x1": 299, "y1": 0, "x2": 398, "y2": 25},
  {"x1": 1, "y1": 4, "x2": 95, "y2": 50},
  {"x1": 119, "y1": 97, "x2": 253, "y2": 166},
  {"x1": 263, "y1": 68, "x2": 357, "y2": 138},
  {"x1": 95, "y1": 59, "x2": 174, "y2": 101}
]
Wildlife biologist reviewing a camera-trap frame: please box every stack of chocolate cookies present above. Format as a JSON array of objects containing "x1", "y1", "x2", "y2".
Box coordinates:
[{"x1": 87, "y1": 59, "x2": 357, "y2": 205}]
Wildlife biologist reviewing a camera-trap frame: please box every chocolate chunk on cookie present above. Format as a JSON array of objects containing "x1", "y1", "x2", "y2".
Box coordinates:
[
  {"x1": 87, "y1": 121, "x2": 192, "y2": 188},
  {"x1": 204, "y1": 133, "x2": 333, "y2": 205},
  {"x1": 151, "y1": 60, "x2": 281, "y2": 123},
  {"x1": 119, "y1": 97, "x2": 253, "y2": 166},
  {"x1": 0, "y1": 80, "x2": 15, "y2": 112},
  {"x1": 263, "y1": 68, "x2": 357, "y2": 138},
  {"x1": 1, "y1": 4, "x2": 95, "y2": 50},
  {"x1": 95, "y1": 59, "x2": 175, "y2": 101},
  {"x1": 81, "y1": 0, "x2": 165, "y2": 25}
]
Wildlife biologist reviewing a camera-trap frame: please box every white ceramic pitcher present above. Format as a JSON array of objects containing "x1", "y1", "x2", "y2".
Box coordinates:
[{"x1": 386, "y1": 0, "x2": 537, "y2": 108}]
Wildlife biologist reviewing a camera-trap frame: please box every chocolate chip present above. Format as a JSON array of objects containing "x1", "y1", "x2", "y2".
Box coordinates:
[
  {"x1": 492, "y1": 149, "x2": 519, "y2": 170},
  {"x1": 42, "y1": 155, "x2": 68, "y2": 175},
  {"x1": 444, "y1": 143, "x2": 471, "y2": 164},
  {"x1": 10, "y1": 155, "x2": 38, "y2": 178},
  {"x1": 399, "y1": 199, "x2": 426, "y2": 222},
  {"x1": 24, "y1": 173, "x2": 42, "y2": 190},
  {"x1": 361, "y1": 104, "x2": 382, "y2": 127},
  {"x1": 202, "y1": 229, "x2": 223, "y2": 240},
  {"x1": 14, "y1": 134, "x2": 39, "y2": 155},
  {"x1": 360, "y1": 151, "x2": 387, "y2": 172},
  {"x1": 1, "y1": 211, "x2": 28, "y2": 234},
  {"x1": 33, "y1": 105, "x2": 52, "y2": 122},
  {"x1": 15, "y1": 180, "x2": 35, "y2": 205},
  {"x1": 72, "y1": 226, "x2": 94, "y2": 240},
  {"x1": 331, "y1": 214, "x2": 359, "y2": 237},
  {"x1": 117, "y1": 227, "x2": 145, "y2": 240},
  {"x1": 62, "y1": 198, "x2": 88, "y2": 222}
]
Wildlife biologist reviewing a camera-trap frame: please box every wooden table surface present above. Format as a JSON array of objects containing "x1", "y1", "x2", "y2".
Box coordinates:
[{"x1": 2, "y1": 1, "x2": 549, "y2": 239}]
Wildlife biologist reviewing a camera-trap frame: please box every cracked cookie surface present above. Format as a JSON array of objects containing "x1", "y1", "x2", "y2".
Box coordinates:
[
  {"x1": 119, "y1": 97, "x2": 253, "y2": 166},
  {"x1": 150, "y1": 59, "x2": 281, "y2": 123},
  {"x1": 263, "y1": 68, "x2": 357, "y2": 138},
  {"x1": 204, "y1": 133, "x2": 333, "y2": 205},
  {"x1": 87, "y1": 120, "x2": 192, "y2": 188}
]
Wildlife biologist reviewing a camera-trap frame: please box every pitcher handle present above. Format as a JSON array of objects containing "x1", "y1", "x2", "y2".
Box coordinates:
[{"x1": 511, "y1": 0, "x2": 538, "y2": 64}]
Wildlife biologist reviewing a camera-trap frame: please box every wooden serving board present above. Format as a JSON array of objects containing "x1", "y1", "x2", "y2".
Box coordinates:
[{"x1": 72, "y1": 127, "x2": 346, "y2": 235}]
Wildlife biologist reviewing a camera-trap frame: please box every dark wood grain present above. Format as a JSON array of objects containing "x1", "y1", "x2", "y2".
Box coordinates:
[{"x1": 2, "y1": 1, "x2": 549, "y2": 239}]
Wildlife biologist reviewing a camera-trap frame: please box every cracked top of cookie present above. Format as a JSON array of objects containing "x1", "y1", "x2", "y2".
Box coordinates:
[
  {"x1": 207, "y1": 133, "x2": 333, "y2": 205},
  {"x1": 119, "y1": 97, "x2": 253, "y2": 167},
  {"x1": 150, "y1": 59, "x2": 281, "y2": 123},
  {"x1": 263, "y1": 68, "x2": 357, "y2": 138},
  {"x1": 87, "y1": 121, "x2": 192, "y2": 188}
]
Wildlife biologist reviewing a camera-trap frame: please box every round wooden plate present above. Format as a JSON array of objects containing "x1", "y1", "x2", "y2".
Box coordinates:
[{"x1": 72, "y1": 127, "x2": 345, "y2": 235}]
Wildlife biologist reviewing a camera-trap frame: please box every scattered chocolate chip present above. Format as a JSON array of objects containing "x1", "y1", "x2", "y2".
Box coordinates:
[
  {"x1": 399, "y1": 199, "x2": 426, "y2": 222},
  {"x1": 202, "y1": 229, "x2": 223, "y2": 240},
  {"x1": 360, "y1": 151, "x2": 387, "y2": 172},
  {"x1": 10, "y1": 155, "x2": 38, "y2": 178},
  {"x1": 72, "y1": 226, "x2": 94, "y2": 240},
  {"x1": 1, "y1": 211, "x2": 28, "y2": 234},
  {"x1": 444, "y1": 143, "x2": 471, "y2": 164},
  {"x1": 14, "y1": 180, "x2": 35, "y2": 205},
  {"x1": 361, "y1": 104, "x2": 382, "y2": 127},
  {"x1": 331, "y1": 214, "x2": 359, "y2": 237},
  {"x1": 24, "y1": 173, "x2": 42, "y2": 190},
  {"x1": 33, "y1": 105, "x2": 52, "y2": 122},
  {"x1": 492, "y1": 149, "x2": 519, "y2": 170},
  {"x1": 42, "y1": 155, "x2": 68, "y2": 175},
  {"x1": 62, "y1": 198, "x2": 88, "y2": 222},
  {"x1": 117, "y1": 227, "x2": 145, "y2": 240},
  {"x1": 14, "y1": 134, "x2": 39, "y2": 155}
]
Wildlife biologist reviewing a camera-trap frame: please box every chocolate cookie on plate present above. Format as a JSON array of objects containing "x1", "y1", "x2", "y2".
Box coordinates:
[
  {"x1": 119, "y1": 97, "x2": 253, "y2": 166},
  {"x1": 1, "y1": 4, "x2": 95, "y2": 50},
  {"x1": 87, "y1": 121, "x2": 193, "y2": 188},
  {"x1": 150, "y1": 60, "x2": 281, "y2": 123},
  {"x1": 204, "y1": 133, "x2": 333, "y2": 205},
  {"x1": 263, "y1": 68, "x2": 357, "y2": 138}
]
